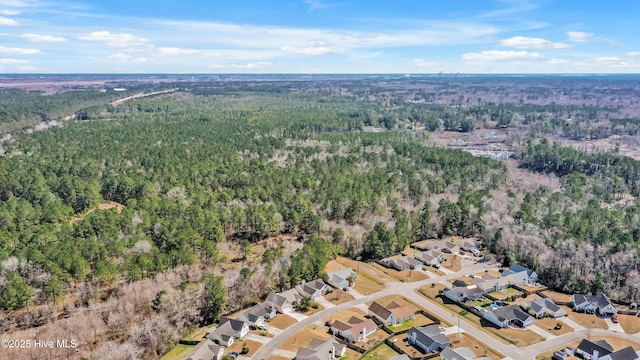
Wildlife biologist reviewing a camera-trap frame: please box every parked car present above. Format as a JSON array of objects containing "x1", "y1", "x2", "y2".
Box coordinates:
[{"x1": 612, "y1": 315, "x2": 619, "y2": 323}]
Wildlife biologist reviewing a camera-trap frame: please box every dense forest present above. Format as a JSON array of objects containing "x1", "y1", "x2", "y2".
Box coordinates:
[{"x1": 1, "y1": 75, "x2": 640, "y2": 359}]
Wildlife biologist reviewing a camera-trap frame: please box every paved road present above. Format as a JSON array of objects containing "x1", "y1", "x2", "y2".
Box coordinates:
[
  {"x1": 251, "y1": 259, "x2": 496, "y2": 360},
  {"x1": 250, "y1": 257, "x2": 640, "y2": 360}
]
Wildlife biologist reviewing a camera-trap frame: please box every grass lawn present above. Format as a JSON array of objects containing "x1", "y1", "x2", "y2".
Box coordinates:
[
  {"x1": 619, "y1": 313, "x2": 640, "y2": 334},
  {"x1": 324, "y1": 288, "x2": 355, "y2": 305},
  {"x1": 448, "y1": 333, "x2": 505, "y2": 360},
  {"x1": 488, "y1": 287, "x2": 523, "y2": 301},
  {"x1": 536, "y1": 318, "x2": 573, "y2": 336},
  {"x1": 360, "y1": 329, "x2": 389, "y2": 350},
  {"x1": 268, "y1": 314, "x2": 297, "y2": 330},
  {"x1": 389, "y1": 313, "x2": 435, "y2": 332},
  {"x1": 486, "y1": 326, "x2": 545, "y2": 347},
  {"x1": 226, "y1": 339, "x2": 263, "y2": 357},
  {"x1": 441, "y1": 254, "x2": 463, "y2": 272},
  {"x1": 562, "y1": 306, "x2": 608, "y2": 329},
  {"x1": 324, "y1": 307, "x2": 367, "y2": 323},
  {"x1": 429, "y1": 267, "x2": 446, "y2": 276},
  {"x1": 279, "y1": 325, "x2": 331, "y2": 352},
  {"x1": 370, "y1": 262, "x2": 429, "y2": 283},
  {"x1": 539, "y1": 290, "x2": 573, "y2": 303},
  {"x1": 353, "y1": 273, "x2": 386, "y2": 295},
  {"x1": 160, "y1": 343, "x2": 196, "y2": 360},
  {"x1": 361, "y1": 343, "x2": 402, "y2": 360},
  {"x1": 300, "y1": 302, "x2": 324, "y2": 316},
  {"x1": 472, "y1": 297, "x2": 493, "y2": 307}
]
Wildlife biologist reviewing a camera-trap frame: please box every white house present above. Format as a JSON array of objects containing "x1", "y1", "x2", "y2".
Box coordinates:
[
  {"x1": 572, "y1": 293, "x2": 617, "y2": 317},
  {"x1": 368, "y1": 301, "x2": 415, "y2": 326},
  {"x1": 328, "y1": 268, "x2": 357, "y2": 289},
  {"x1": 330, "y1": 316, "x2": 377, "y2": 343},
  {"x1": 483, "y1": 305, "x2": 534, "y2": 328},
  {"x1": 521, "y1": 298, "x2": 566, "y2": 318},
  {"x1": 205, "y1": 317, "x2": 249, "y2": 346},
  {"x1": 184, "y1": 339, "x2": 225, "y2": 360},
  {"x1": 407, "y1": 325, "x2": 450, "y2": 353}
]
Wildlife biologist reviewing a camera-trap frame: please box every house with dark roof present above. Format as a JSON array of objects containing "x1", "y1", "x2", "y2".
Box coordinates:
[
  {"x1": 443, "y1": 285, "x2": 484, "y2": 303},
  {"x1": 295, "y1": 279, "x2": 330, "y2": 299},
  {"x1": 328, "y1": 268, "x2": 357, "y2": 289},
  {"x1": 572, "y1": 292, "x2": 617, "y2": 316},
  {"x1": 265, "y1": 292, "x2": 293, "y2": 313},
  {"x1": 407, "y1": 325, "x2": 450, "y2": 353},
  {"x1": 501, "y1": 264, "x2": 538, "y2": 285},
  {"x1": 368, "y1": 301, "x2": 415, "y2": 326},
  {"x1": 414, "y1": 250, "x2": 445, "y2": 267},
  {"x1": 483, "y1": 305, "x2": 534, "y2": 328},
  {"x1": 521, "y1": 298, "x2": 566, "y2": 318},
  {"x1": 575, "y1": 339, "x2": 638, "y2": 360},
  {"x1": 330, "y1": 316, "x2": 377, "y2": 343},
  {"x1": 184, "y1": 339, "x2": 225, "y2": 360},
  {"x1": 205, "y1": 317, "x2": 249, "y2": 347},
  {"x1": 236, "y1": 303, "x2": 276, "y2": 328},
  {"x1": 294, "y1": 337, "x2": 347, "y2": 360},
  {"x1": 425, "y1": 240, "x2": 460, "y2": 254}
]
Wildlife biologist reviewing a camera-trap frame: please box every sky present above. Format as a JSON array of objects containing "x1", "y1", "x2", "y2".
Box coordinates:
[{"x1": 0, "y1": 0, "x2": 639, "y2": 73}]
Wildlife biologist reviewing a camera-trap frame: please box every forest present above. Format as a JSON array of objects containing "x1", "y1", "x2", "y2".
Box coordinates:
[{"x1": 1, "y1": 75, "x2": 640, "y2": 359}]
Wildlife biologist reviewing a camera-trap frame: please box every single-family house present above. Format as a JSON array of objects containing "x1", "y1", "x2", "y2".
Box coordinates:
[
  {"x1": 328, "y1": 268, "x2": 357, "y2": 289},
  {"x1": 184, "y1": 339, "x2": 225, "y2": 360},
  {"x1": 443, "y1": 285, "x2": 484, "y2": 303},
  {"x1": 426, "y1": 240, "x2": 460, "y2": 254},
  {"x1": 295, "y1": 279, "x2": 330, "y2": 299},
  {"x1": 330, "y1": 316, "x2": 377, "y2": 343},
  {"x1": 407, "y1": 325, "x2": 450, "y2": 353},
  {"x1": 475, "y1": 276, "x2": 513, "y2": 293},
  {"x1": 521, "y1": 298, "x2": 566, "y2": 318},
  {"x1": 458, "y1": 238, "x2": 481, "y2": 256},
  {"x1": 383, "y1": 255, "x2": 422, "y2": 271},
  {"x1": 575, "y1": 339, "x2": 638, "y2": 360},
  {"x1": 368, "y1": 301, "x2": 415, "y2": 326},
  {"x1": 236, "y1": 303, "x2": 276, "y2": 328},
  {"x1": 205, "y1": 317, "x2": 249, "y2": 346},
  {"x1": 501, "y1": 264, "x2": 538, "y2": 285},
  {"x1": 280, "y1": 288, "x2": 302, "y2": 304},
  {"x1": 265, "y1": 292, "x2": 293, "y2": 313},
  {"x1": 483, "y1": 305, "x2": 534, "y2": 328},
  {"x1": 295, "y1": 337, "x2": 347, "y2": 360},
  {"x1": 440, "y1": 346, "x2": 479, "y2": 360},
  {"x1": 572, "y1": 293, "x2": 617, "y2": 317},
  {"x1": 415, "y1": 250, "x2": 445, "y2": 267}
]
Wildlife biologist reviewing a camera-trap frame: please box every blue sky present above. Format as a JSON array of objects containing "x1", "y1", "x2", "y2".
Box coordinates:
[{"x1": 0, "y1": 0, "x2": 639, "y2": 73}]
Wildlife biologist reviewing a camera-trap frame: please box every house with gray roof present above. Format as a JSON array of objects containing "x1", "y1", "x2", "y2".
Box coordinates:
[
  {"x1": 294, "y1": 337, "x2": 347, "y2": 360},
  {"x1": 572, "y1": 292, "x2": 617, "y2": 317},
  {"x1": 521, "y1": 298, "x2": 566, "y2": 318},
  {"x1": 295, "y1": 279, "x2": 329, "y2": 299},
  {"x1": 236, "y1": 303, "x2": 276, "y2": 328},
  {"x1": 407, "y1": 325, "x2": 450, "y2": 353},
  {"x1": 390, "y1": 355, "x2": 411, "y2": 360},
  {"x1": 501, "y1": 264, "x2": 538, "y2": 285},
  {"x1": 414, "y1": 250, "x2": 445, "y2": 267},
  {"x1": 440, "y1": 346, "x2": 481, "y2": 360},
  {"x1": 483, "y1": 305, "x2": 534, "y2": 328},
  {"x1": 443, "y1": 285, "x2": 484, "y2": 303},
  {"x1": 368, "y1": 301, "x2": 415, "y2": 326},
  {"x1": 383, "y1": 255, "x2": 423, "y2": 271},
  {"x1": 265, "y1": 292, "x2": 293, "y2": 313},
  {"x1": 184, "y1": 339, "x2": 224, "y2": 360},
  {"x1": 327, "y1": 268, "x2": 357, "y2": 289},
  {"x1": 575, "y1": 339, "x2": 638, "y2": 360},
  {"x1": 426, "y1": 240, "x2": 460, "y2": 254},
  {"x1": 205, "y1": 317, "x2": 249, "y2": 347}
]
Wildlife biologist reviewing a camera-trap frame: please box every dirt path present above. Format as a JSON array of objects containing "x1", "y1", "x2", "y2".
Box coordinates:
[
  {"x1": 110, "y1": 88, "x2": 178, "y2": 107},
  {"x1": 70, "y1": 201, "x2": 124, "y2": 224}
]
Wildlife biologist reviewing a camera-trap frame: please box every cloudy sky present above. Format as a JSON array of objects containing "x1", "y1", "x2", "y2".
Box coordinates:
[{"x1": 0, "y1": 0, "x2": 639, "y2": 73}]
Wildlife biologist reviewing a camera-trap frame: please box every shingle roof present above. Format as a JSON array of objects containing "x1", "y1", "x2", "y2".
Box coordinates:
[
  {"x1": 577, "y1": 339, "x2": 614, "y2": 356},
  {"x1": 489, "y1": 305, "x2": 532, "y2": 323},
  {"x1": 184, "y1": 339, "x2": 224, "y2": 360}
]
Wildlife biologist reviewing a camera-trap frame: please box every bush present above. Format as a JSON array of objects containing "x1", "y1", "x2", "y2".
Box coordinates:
[
  {"x1": 241, "y1": 345, "x2": 250, "y2": 354},
  {"x1": 554, "y1": 322, "x2": 563, "y2": 330}
]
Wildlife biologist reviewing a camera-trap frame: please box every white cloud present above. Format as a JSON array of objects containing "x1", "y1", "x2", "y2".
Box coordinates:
[
  {"x1": 0, "y1": 15, "x2": 18, "y2": 26},
  {"x1": 0, "y1": 45, "x2": 40, "y2": 55},
  {"x1": 500, "y1": 36, "x2": 569, "y2": 50},
  {"x1": 107, "y1": 53, "x2": 154, "y2": 63},
  {"x1": 0, "y1": 58, "x2": 27, "y2": 63},
  {"x1": 305, "y1": 0, "x2": 327, "y2": 10},
  {"x1": 0, "y1": 10, "x2": 20, "y2": 15},
  {"x1": 209, "y1": 64, "x2": 225, "y2": 68},
  {"x1": 281, "y1": 45, "x2": 336, "y2": 56},
  {"x1": 156, "y1": 46, "x2": 278, "y2": 60},
  {"x1": 462, "y1": 50, "x2": 543, "y2": 61},
  {"x1": 627, "y1": 52, "x2": 640, "y2": 57},
  {"x1": 0, "y1": 0, "x2": 36, "y2": 6},
  {"x1": 22, "y1": 33, "x2": 67, "y2": 43},
  {"x1": 409, "y1": 58, "x2": 435, "y2": 67},
  {"x1": 16, "y1": 65, "x2": 42, "y2": 71},
  {"x1": 567, "y1": 31, "x2": 593, "y2": 42},
  {"x1": 78, "y1": 31, "x2": 149, "y2": 47},
  {"x1": 230, "y1": 61, "x2": 272, "y2": 69}
]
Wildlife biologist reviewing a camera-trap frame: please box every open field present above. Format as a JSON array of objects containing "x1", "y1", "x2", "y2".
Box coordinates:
[
  {"x1": 326, "y1": 257, "x2": 390, "y2": 294},
  {"x1": 562, "y1": 306, "x2": 608, "y2": 329},
  {"x1": 370, "y1": 262, "x2": 429, "y2": 282},
  {"x1": 160, "y1": 343, "x2": 195, "y2": 360},
  {"x1": 268, "y1": 314, "x2": 297, "y2": 330},
  {"x1": 618, "y1": 313, "x2": 640, "y2": 334},
  {"x1": 539, "y1": 291, "x2": 573, "y2": 303},
  {"x1": 441, "y1": 254, "x2": 463, "y2": 272},
  {"x1": 323, "y1": 288, "x2": 355, "y2": 305},
  {"x1": 367, "y1": 294, "x2": 423, "y2": 313},
  {"x1": 536, "y1": 318, "x2": 573, "y2": 336},
  {"x1": 226, "y1": 339, "x2": 263, "y2": 357},
  {"x1": 449, "y1": 333, "x2": 505, "y2": 360},
  {"x1": 362, "y1": 343, "x2": 402, "y2": 360},
  {"x1": 279, "y1": 325, "x2": 330, "y2": 352}
]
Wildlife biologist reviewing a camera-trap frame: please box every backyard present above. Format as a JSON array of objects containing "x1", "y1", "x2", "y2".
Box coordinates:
[{"x1": 361, "y1": 343, "x2": 402, "y2": 360}]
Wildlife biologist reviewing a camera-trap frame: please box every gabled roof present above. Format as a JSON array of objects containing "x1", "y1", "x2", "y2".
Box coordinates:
[
  {"x1": 508, "y1": 264, "x2": 536, "y2": 277},
  {"x1": 237, "y1": 303, "x2": 274, "y2": 324},
  {"x1": 409, "y1": 325, "x2": 450, "y2": 349},
  {"x1": 440, "y1": 346, "x2": 477, "y2": 360},
  {"x1": 609, "y1": 346, "x2": 639, "y2": 360},
  {"x1": 369, "y1": 301, "x2": 413, "y2": 320},
  {"x1": 329, "y1": 268, "x2": 356, "y2": 286},
  {"x1": 280, "y1": 288, "x2": 301, "y2": 303},
  {"x1": 219, "y1": 317, "x2": 247, "y2": 333},
  {"x1": 184, "y1": 339, "x2": 224, "y2": 360},
  {"x1": 527, "y1": 298, "x2": 562, "y2": 314},
  {"x1": 577, "y1": 339, "x2": 614, "y2": 356},
  {"x1": 266, "y1": 292, "x2": 289, "y2": 307},
  {"x1": 487, "y1": 305, "x2": 532, "y2": 323},
  {"x1": 296, "y1": 338, "x2": 346, "y2": 360},
  {"x1": 332, "y1": 316, "x2": 376, "y2": 340},
  {"x1": 206, "y1": 320, "x2": 239, "y2": 344},
  {"x1": 573, "y1": 292, "x2": 615, "y2": 310}
]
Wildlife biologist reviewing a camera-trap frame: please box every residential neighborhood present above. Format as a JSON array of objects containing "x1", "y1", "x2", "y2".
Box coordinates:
[{"x1": 170, "y1": 238, "x2": 640, "y2": 360}]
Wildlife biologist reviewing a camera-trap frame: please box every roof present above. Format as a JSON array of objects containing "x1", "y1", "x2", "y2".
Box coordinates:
[
  {"x1": 369, "y1": 301, "x2": 414, "y2": 320},
  {"x1": 296, "y1": 337, "x2": 337, "y2": 360},
  {"x1": 527, "y1": 298, "x2": 562, "y2": 314},
  {"x1": 329, "y1": 268, "x2": 356, "y2": 286},
  {"x1": 577, "y1": 339, "x2": 614, "y2": 356},
  {"x1": 265, "y1": 292, "x2": 288, "y2": 307},
  {"x1": 409, "y1": 325, "x2": 449, "y2": 349},
  {"x1": 487, "y1": 305, "x2": 533, "y2": 323},
  {"x1": 573, "y1": 292, "x2": 615, "y2": 310},
  {"x1": 332, "y1": 316, "x2": 377, "y2": 340},
  {"x1": 445, "y1": 285, "x2": 484, "y2": 300},
  {"x1": 205, "y1": 321, "x2": 237, "y2": 344},
  {"x1": 440, "y1": 346, "x2": 477, "y2": 360},
  {"x1": 184, "y1": 339, "x2": 224, "y2": 360},
  {"x1": 609, "y1": 346, "x2": 639, "y2": 360},
  {"x1": 237, "y1": 303, "x2": 274, "y2": 324},
  {"x1": 390, "y1": 355, "x2": 411, "y2": 360},
  {"x1": 508, "y1": 264, "x2": 536, "y2": 277}
]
